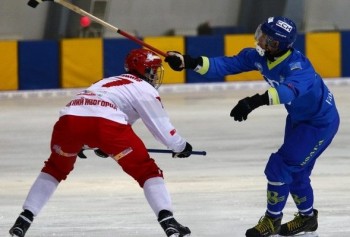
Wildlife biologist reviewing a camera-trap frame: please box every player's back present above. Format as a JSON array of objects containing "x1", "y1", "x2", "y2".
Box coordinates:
[
  {"x1": 59, "y1": 74, "x2": 158, "y2": 125},
  {"x1": 281, "y1": 51, "x2": 338, "y2": 125}
]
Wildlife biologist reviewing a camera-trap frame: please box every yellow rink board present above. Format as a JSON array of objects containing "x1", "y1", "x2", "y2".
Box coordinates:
[
  {"x1": 0, "y1": 41, "x2": 18, "y2": 90},
  {"x1": 61, "y1": 38, "x2": 103, "y2": 88},
  {"x1": 306, "y1": 32, "x2": 340, "y2": 78},
  {"x1": 143, "y1": 36, "x2": 185, "y2": 84},
  {"x1": 224, "y1": 34, "x2": 262, "y2": 81}
]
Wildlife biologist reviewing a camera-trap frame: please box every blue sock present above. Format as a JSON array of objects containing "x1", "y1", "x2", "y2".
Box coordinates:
[
  {"x1": 290, "y1": 185, "x2": 314, "y2": 216},
  {"x1": 266, "y1": 182, "x2": 289, "y2": 218}
]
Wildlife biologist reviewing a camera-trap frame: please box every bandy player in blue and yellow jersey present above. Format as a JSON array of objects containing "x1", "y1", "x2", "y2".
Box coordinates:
[{"x1": 165, "y1": 16, "x2": 340, "y2": 237}]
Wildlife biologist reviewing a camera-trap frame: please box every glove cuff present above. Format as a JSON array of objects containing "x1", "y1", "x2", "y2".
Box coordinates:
[
  {"x1": 249, "y1": 91, "x2": 269, "y2": 110},
  {"x1": 183, "y1": 55, "x2": 203, "y2": 70},
  {"x1": 260, "y1": 90, "x2": 270, "y2": 105}
]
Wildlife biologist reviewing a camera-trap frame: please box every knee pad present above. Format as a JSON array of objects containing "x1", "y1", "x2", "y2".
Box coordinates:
[
  {"x1": 41, "y1": 153, "x2": 76, "y2": 182},
  {"x1": 265, "y1": 153, "x2": 293, "y2": 184},
  {"x1": 118, "y1": 155, "x2": 163, "y2": 187}
]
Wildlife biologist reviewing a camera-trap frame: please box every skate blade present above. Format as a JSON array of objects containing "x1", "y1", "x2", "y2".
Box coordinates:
[
  {"x1": 278, "y1": 231, "x2": 318, "y2": 237},
  {"x1": 296, "y1": 232, "x2": 318, "y2": 237},
  {"x1": 168, "y1": 234, "x2": 190, "y2": 237}
]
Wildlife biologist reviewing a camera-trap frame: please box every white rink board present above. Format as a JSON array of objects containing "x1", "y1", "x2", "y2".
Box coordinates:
[{"x1": 1, "y1": 80, "x2": 350, "y2": 237}]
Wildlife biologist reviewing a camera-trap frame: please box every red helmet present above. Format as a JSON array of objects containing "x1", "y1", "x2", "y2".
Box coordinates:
[{"x1": 124, "y1": 48, "x2": 164, "y2": 89}]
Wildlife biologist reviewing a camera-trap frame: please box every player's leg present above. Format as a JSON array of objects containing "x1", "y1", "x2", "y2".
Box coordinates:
[
  {"x1": 279, "y1": 141, "x2": 337, "y2": 235},
  {"x1": 277, "y1": 116, "x2": 339, "y2": 236},
  {"x1": 9, "y1": 172, "x2": 59, "y2": 237},
  {"x1": 290, "y1": 163, "x2": 316, "y2": 215},
  {"x1": 245, "y1": 114, "x2": 332, "y2": 237},
  {"x1": 9, "y1": 116, "x2": 84, "y2": 237},
  {"x1": 245, "y1": 151, "x2": 289, "y2": 237},
  {"x1": 98, "y1": 121, "x2": 190, "y2": 237},
  {"x1": 246, "y1": 117, "x2": 296, "y2": 236},
  {"x1": 143, "y1": 177, "x2": 190, "y2": 237},
  {"x1": 278, "y1": 164, "x2": 318, "y2": 236}
]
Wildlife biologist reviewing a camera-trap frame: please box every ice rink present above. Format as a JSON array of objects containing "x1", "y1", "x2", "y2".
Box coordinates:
[{"x1": 1, "y1": 80, "x2": 349, "y2": 237}]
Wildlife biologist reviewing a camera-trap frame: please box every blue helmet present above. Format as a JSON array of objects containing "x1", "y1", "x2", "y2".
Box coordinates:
[{"x1": 260, "y1": 16, "x2": 297, "y2": 51}]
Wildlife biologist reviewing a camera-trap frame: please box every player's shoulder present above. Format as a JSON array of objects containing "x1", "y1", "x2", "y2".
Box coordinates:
[
  {"x1": 287, "y1": 49, "x2": 313, "y2": 70},
  {"x1": 120, "y1": 74, "x2": 159, "y2": 96},
  {"x1": 289, "y1": 48, "x2": 308, "y2": 62},
  {"x1": 238, "y1": 47, "x2": 257, "y2": 56},
  {"x1": 236, "y1": 48, "x2": 262, "y2": 63}
]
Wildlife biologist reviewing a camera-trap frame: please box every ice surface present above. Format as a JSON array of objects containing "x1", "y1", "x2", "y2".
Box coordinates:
[{"x1": 1, "y1": 80, "x2": 349, "y2": 236}]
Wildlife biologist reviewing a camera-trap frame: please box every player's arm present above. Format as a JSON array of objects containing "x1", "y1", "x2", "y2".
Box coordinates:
[
  {"x1": 133, "y1": 91, "x2": 192, "y2": 158},
  {"x1": 165, "y1": 49, "x2": 256, "y2": 77},
  {"x1": 270, "y1": 61, "x2": 314, "y2": 105},
  {"x1": 230, "y1": 64, "x2": 308, "y2": 122},
  {"x1": 230, "y1": 85, "x2": 298, "y2": 122}
]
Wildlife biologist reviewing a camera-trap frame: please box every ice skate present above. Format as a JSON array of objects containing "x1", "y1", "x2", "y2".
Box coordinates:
[
  {"x1": 279, "y1": 209, "x2": 318, "y2": 236},
  {"x1": 9, "y1": 210, "x2": 33, "y2": 237},
  {"x1": 158, "y1": 210, "x2": 191, "y2": 237},
  {"x1": 246, "y1": 214, "x2": 282, "y2": 237}
]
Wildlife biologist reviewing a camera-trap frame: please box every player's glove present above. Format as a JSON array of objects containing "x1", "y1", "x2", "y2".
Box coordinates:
[
  {"x1": 172, "y1": 142, "x2": 193, "y2": 158},
  {"x1": 77, "y1": 148, "x2": 109, "y2": 158},
  {"x1": 230, "y1": 91, "x2": 269, "y2": 122},
  {"x1": 77, "y1": 149, "x2": 87, "y2": 158},
  {"x1": 94, "y1": 149, "x2": 109, "y2": 158},
  {"x1": 165, "y1": 51, "x2": 184, "y2": 71},
  {"x1": 165, "y1": 51, "x2": 203, "y2": 71}
]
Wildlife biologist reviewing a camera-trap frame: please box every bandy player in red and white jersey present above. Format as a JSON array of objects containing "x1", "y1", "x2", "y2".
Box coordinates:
[{"x1": 9, "y1": 48, "x2": 192, "y2": 237}]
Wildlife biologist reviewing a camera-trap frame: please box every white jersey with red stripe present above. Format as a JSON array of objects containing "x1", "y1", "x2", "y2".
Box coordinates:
[{"x1": 59, "y1": 74, "x2": 186, "y2": 152}]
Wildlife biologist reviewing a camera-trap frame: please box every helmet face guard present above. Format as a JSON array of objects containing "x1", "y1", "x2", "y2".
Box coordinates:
[
  {"x1": 255, "y1": 17, "x2": 297, "y2": 56},
  {"x1": 124, "y1": 48, "x2": 164, "y2": 89},
  {"x1": 144, "y1": 65, "x2": 164, "y2": 89},
  {"x1": 255, "y1": 24, "x2": 280, "y2": 56}
]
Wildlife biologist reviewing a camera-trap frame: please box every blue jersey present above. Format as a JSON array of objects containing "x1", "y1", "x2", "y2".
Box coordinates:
[{"x1": 201, "y1": 48, "x2": 338, "y2": 126}]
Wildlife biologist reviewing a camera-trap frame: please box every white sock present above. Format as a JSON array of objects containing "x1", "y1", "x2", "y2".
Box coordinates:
[
  {"x1": 23, "y1": 172, "x2": 59, "y2": 216},
  {"x1": 143, "y1": 177, "x2": 173, "y2": 216}
]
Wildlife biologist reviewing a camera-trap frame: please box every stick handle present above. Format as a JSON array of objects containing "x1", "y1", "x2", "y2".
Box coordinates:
[
  {"x1": 117, "y1": 30, "x2": 167, "y2": 57},
  {"x1": 55, "y1": 0, "x2": 167, "y2": 57},
  {"x1": 147, "y1": 149, "x2": 207, "y2": 156}
]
